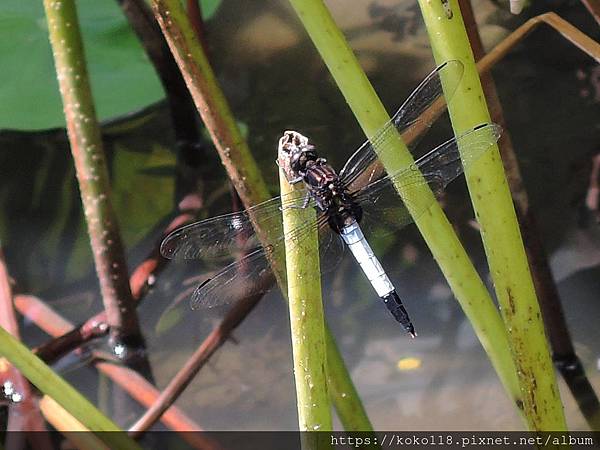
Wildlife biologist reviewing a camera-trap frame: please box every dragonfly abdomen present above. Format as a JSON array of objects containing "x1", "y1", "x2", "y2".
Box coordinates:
[
  {"x1": 340, "y1": 221, "x2": 416, "y2": 337},
  {"x1": 340, "y1": 221, "x2": 394, "y2": 296},
  {"x1": 325, "y1": 187, "x2": 363, "y2": 234}
]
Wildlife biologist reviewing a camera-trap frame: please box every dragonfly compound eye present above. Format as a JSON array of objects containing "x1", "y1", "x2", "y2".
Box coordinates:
[{"x1": 278, "y1": 130, "x2": 314, "y2": 181}]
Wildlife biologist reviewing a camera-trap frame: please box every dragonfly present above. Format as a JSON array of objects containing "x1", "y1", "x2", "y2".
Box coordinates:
[{"x1": 160, "y1": 60, "x2": 502, "y2": 337}]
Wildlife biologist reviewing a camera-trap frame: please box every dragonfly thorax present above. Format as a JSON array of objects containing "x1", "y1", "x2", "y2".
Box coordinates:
[
  {"x1": 290, "y1": 150, "x2": 320, "y2": 177},
  {"x1": 303, "y1": 161, "x2": 362, "y2": 233}
]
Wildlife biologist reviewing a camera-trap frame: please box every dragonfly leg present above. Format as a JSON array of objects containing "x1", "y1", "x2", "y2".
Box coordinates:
[
  {"x1": 275, "y1": 157, "x2": 303, "y2": 184},
  {"x1": 280, "y1": 192, "x2": 312, "y2": 211}
]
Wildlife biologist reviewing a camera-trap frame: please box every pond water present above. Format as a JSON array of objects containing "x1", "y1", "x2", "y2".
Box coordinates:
[{"x1": 2, "y1": 0, "x2": 599, "y2": 433}]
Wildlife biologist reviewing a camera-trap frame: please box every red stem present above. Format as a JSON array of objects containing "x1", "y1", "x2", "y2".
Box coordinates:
[
  {"x1": 0, "y1": 249, "x2": 52, "y2": 447},
  {"x1": 14, "y1": 294, "x2": 219, "y2": 450},
  {"x1": 580, "y1": 0, "x2": 600, "y2": 27},
  {"x1": 129, "y1": 270, "x2": 273, "y2": 436}
]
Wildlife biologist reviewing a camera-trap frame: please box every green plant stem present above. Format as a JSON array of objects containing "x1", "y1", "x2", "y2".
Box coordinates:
[
  {"x1": 43, "y1": 0, "x2": 143, "y2": 348},
  {"x1": 279, "y1": 172, "x2": 332, "y2": 432},
  {"x1": 287, "y1": 0, "x2": 521, "y2": 407},
  {"x1": 418, "y1": 0, "x2": 566, "y2": 431},
  {"x1": 149, "y1": 0, "x2": 372, "y2": 431},
  {"x1": 0, "y1": 250, "x2": 49, "y2": 437},
  {"x1": 461, "y1": 0, "x2": 600, "y2": 431},
  {"x1": 0, "y1": 325, "x2": 140, "y2": 450},
  {"x1": 325, "y1": 330, "x2": 373, "y2": 431}
]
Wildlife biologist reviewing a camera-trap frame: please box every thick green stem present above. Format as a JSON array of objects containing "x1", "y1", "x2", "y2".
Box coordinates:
[
  {"x1": 279, "y1": 171, "x2": 332, "y2": 433},
  {"x1": 43, "y1": 0, "x2": 142, "y2": 347},
  {"x1": 287, "y1": 0, "x2": 521, "y2": 408},
  {"x1": 418, "y1": 0, "x2": 566, "y2": 431},
  {"x1": 325, "y1": 330, "x2": 373, "y2": 431},
  {"x1": 0, "y1": 326, "x2": 140, "y2": 449},
  {"x1": 149, "y1": 0, "x2": 371, "y2": 430}
]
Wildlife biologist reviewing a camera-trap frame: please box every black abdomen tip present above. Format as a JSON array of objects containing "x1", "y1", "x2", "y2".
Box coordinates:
[{"x1": 383, "y1": 291, "x2": 416, "y2": 338}]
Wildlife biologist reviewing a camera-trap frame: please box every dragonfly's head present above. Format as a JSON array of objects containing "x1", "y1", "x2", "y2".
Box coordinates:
[{"x1": 277, "y1": 130, "x2": 316, "y2": 183}]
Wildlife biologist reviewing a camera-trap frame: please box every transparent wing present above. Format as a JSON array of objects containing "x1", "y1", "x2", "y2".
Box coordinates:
[
  {"x1": 191, "y1": 247, "x2": 275, "y2": 309},
  {"x1": 354, "y1": 123, "x2": 502, "y2": 232},
  {"x1": 160, "y1": 187, "x2": 313, "y2": 261},
  {"x1": 190, "y1": 214, "x2": 341, "y2": 308},
  {"x1": 317, "y1": 224, "x2": 346, "y2": 272},
  {"x1": 339, "y1": 59, "x2": 464, "y2": 188}
]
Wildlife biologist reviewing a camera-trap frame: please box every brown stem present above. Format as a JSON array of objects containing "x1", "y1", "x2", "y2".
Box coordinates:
[
  {"x1": 585, "y1": 154, "x2": 600, "y2": 221},
  {"x1": 13, "y1": 295, "x2": 219, "y2": 450},
  {"x1": 460, "y1": 0, "x2": 600, "y2": 430},
  {"x1": 0, "y1": 249, "x2": 21, "y2": 338},
  {"x1": 187, "y1": 0, "x2": 209, "y2": 54},
  {"x1": 0, "y1": 249, "x2": 52, "y2": 448},
  {"x1": 477, "y1": 13, "x2": 600, "y2": 71},
  {"x1": 581, "y1": 0, "x2": 600, "y2": 27},
  {"x1": 43, "y1": 0, "x2": 144, "y2": 352},
  {"x1": 128, "y1": 270, "x2": 274, "y2": 436},
  {"x1": 33, "y1": 318, "x2": 108, "y2": 364}
]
